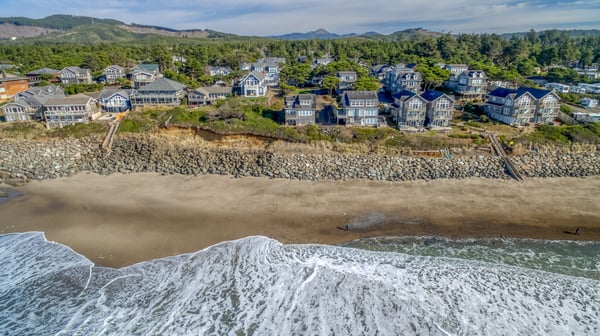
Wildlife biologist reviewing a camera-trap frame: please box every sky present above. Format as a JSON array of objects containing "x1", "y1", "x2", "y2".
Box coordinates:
[{"x1": 2, "y1": 0, "x2": 599, "y2": 36}]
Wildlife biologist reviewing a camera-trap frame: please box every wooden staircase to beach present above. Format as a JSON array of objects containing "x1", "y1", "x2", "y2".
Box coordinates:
[
  {"x1": 488, "y1": 133, "x2": 525, "y2": 182},
  {"x1": 101, "y1": 120, "x2": 121, "y2": 152}
]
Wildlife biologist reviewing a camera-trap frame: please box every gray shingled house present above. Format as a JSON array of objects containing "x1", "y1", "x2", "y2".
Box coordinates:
[
  {"x1": 284, "y1": 94, "x2": 317, "y2": 126},
  {"x1": 130, "y1": 78, "x2": 187, "y2": 109}
]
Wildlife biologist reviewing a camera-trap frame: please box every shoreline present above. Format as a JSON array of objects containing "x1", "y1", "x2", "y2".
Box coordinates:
[{"x1": 1, "y1": 173, "x2": 599, "y2": 268}]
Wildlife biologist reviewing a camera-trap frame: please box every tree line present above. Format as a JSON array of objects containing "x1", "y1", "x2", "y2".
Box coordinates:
[{"x1": 0, "y1": 29, "x2": 598, "y2": 89}]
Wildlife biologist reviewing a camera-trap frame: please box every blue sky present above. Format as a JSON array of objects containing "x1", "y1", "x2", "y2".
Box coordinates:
[{"x1": 2, "y1": 0, "x2": 599, "y2": 36}]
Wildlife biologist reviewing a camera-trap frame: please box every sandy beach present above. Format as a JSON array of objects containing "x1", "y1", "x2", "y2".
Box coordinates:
[{"x1": 1, "y1": 173, "x2": 599, "y2": 268}]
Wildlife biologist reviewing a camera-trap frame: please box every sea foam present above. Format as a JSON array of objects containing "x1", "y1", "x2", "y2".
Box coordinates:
[{"x1": 0, "y1": 232, "x2": 599, "y2": 335}]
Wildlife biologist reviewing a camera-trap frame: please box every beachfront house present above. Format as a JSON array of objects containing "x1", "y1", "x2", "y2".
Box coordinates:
[
  {"x1": 284, "y1": 94, "x2": 317, "y2": 126},
  {"x1": 484, "y1": 87, "x2": 560, "y2": 126},
  {"x1": 392, "y1": 90, "x2": 428, "y2": 130},
  {"x1": 43, "y1": 94, "x2": 101, "y2": 128},
  {"x1": 188, "y1": 86, "x2": 232, "y2": 106},
  {"x1": 1, "y1": 100, "x2": 36, "y2": 122},
  {"x1": 98, "y1": 88, "x2": 132, "y2": 113},
  {"x1": 3, "y1": 86, "x2": 64, "y2": 122},
  {"x1": 337, "y1": 90, "x2": 380, "y2": 126},
  {"x1": 130, "y1": 78, "x2": 187, "y2": 109},
  {"x1": 58, "y1": 67, "x2": 92, "y2": 84},
  {"x1": 239, "y1": 72, "x2": 267, "y2": 97},
  {"x1": 421, "y1": 90, "x2": 454, "y2": 130}
]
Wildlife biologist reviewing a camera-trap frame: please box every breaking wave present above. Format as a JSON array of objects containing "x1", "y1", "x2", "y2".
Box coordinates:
[{"x1": 1, "y1": 232, "x2": 598, "y2": 335}]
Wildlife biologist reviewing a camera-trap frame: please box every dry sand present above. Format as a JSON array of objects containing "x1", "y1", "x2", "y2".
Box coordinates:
[{"x1": 1, "y1": 173, "x2": 599, "y2": 268}]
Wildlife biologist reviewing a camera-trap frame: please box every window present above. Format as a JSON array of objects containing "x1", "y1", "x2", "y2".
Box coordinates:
[
  {"x1": 408, "y1": 99, "x2": 422, "y2": 109},
  {"x1": 518, "y1": 96, "x2": 530, "y2": 108},
  {"x1": 298, "y1": 110, "x2": 313, "y2": 117},
  {"x1": 543, "y1": 96, "x2": 556, "y2": 107},
  {"x1": 436, "y1": 99, "x2": 450, "y2": 110}
]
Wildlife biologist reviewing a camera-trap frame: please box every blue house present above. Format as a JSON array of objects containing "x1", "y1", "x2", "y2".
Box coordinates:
[{"x1": 98, "y1": 88, "x2": 132, "y2": 113}]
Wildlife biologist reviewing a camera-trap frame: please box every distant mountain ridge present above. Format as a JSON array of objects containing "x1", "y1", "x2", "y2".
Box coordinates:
[
  {"x1": 1, "y1": 14, "x2": 599, "y2": 43},
  {"x1": 270, "y1": 28, "x2": 357, "y2": 40},
  {"x1": 270, "y1": 27, "x2": 449, "y2": 40}
]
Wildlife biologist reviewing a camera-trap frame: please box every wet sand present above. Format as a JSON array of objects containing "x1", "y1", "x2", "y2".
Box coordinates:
[{"x1": 1, "y1": 173, "x2": 599, "y2": 268}]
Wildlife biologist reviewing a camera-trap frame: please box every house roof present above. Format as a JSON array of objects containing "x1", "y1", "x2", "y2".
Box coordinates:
[
  {"x1": 45, "y1": 94, "x2": 95, "y2": 106},
  {"x1": 420, "y1": 89, "x2": 452, "y2": 102},
  {"x1": 344, "y1": 90, "x2": 378, "y2": 101},
  {"x1": 194, "y1": 86, "x2": 232, "y2": 95},
  {"x1": 26, "y1": 68, "x2": 60, "y2": 75},
  {"x1": 488, "y1": 87, "x2": 515, "y2": 98},
  {"x1": 136, "y1": 77, "x2": 186, "y2": 92},
  {"x1": 297, "y1": 93, "x2": 315, "y2": 101},
  {"x1": 135, "y1": 64, "x2": 159, "y2": 72},
  {"x1": 2, "y1": 100, "x2": 30, "y2": 109},
  {"x1": 25, "y1": 85, "x2": 63, "y2": 96},
  {"x1": 103, "y1": 65, "x2": 124, "y2": 72},
  {"x1": 99, "y1": 89, "x2": 132, "y2": 99},
  {"x1": 489, "y1": 87, "x2": 554, "y2": 100},
  {"x1": 393, "y1": 90, "x2": 420, "y2": 101},
  {"x1": 0, "y1": 76, "x2": 27, "y2": 83},
  {"x1": 516, "y1": 87, "x2": 554, "y2": 99},
  {"x1": 337, "y1": 71, "x2": 356, "y2": 75},
  {"x1": 62, "y1": 66, "x2": 90, "y2": 74},
  {"x1": 464, "y1": 70, "x2": 487, "y2": 78},
  {"x1": 241, "y1": 71, "x2": 265, "y2": 81},
  {"x1": 209, "y1": 66, "x2": 232, "y2": 72}
]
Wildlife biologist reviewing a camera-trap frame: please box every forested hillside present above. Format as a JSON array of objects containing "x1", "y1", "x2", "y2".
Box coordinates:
[{"x1": 0, "y1": 29, "x2": 598, "y2": 89}]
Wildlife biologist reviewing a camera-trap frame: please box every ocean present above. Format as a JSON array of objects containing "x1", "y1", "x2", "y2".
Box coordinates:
[{"x1": 0, "y1": 232, "x2": 598, "y2": 335}]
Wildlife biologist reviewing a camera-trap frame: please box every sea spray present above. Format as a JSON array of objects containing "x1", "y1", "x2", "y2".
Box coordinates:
[{"x1": 1, "y1": 232, "x2": 599, "y2": 335}]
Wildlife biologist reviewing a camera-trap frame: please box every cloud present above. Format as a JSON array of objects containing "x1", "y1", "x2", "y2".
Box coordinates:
[{"x1": 2, "y1": 0, "x2": 599, "y2": 35}]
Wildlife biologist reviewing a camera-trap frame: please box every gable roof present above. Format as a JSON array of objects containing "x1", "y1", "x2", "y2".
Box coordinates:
[
  {"x1": 516, "y1": 87, "x2": 554, "y2": 99},
  {"x1": 394, "y1": 90, "x2": 428, "y2": 103},
  {"x1": 241, "y1": 71, "x2": 265, "y2": 81},
  {"x1": 61, "y1": 66, "x2": 90, "y2": 75},
  {"x1": 209, "y1": 66, "x2": 233, "y2": 72},
  {"x1": 488, "y1": 87, "x2": 516, "y2": 98},
  {"x1": 135, "y1": 64, "x2": 159, "y2": 72},
  {"x1": 26, "y1": 68, "x2": 60, "y2": 76},
  {"x1": 103, "y1": 65, "x2": 124, "y2": 72},
  {"x1": 136, "y1": 77, "x2": 186, "y2": 92},
  {"x1": 489, "y1": 87, "x2": 556, "y2": 100},
  {"x1": 420, "y1": 90, "x2": 445, "y2": 102},
  {"x1": 99, "y1": 89, "x2": 132, "y2": 100}
]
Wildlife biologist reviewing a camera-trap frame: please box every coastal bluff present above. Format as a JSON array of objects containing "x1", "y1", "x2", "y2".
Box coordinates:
[{"x1": 1, "y1": 135, "x2": 599, "y2": 185}]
